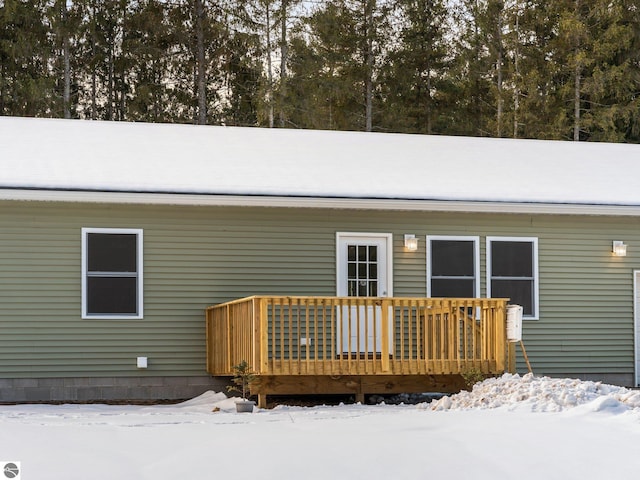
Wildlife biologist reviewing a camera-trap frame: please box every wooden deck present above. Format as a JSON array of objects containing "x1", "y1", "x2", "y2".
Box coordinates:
[{"x1": 206, "y1": 296, "x2": 511, "y2": 406}]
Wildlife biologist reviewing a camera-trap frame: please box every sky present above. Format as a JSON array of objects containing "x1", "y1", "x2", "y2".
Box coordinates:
[{"x1": 1, "y1": 373, "x2": 639, "y2": 480}]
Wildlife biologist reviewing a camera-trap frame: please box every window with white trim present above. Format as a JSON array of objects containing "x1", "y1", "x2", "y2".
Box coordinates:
[
  {"x1": 487, "y1": 237, "x2": 539, "y2": 319},
  {"x1": 427, "y1": 236, "x2": 480, "y2": 298},
  {"x1": 82, "y1": 228, "x2": 143, "y2": 319}
]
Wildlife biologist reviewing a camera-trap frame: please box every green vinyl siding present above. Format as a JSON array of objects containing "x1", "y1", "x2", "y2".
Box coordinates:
[{"x1": 0, "y1": 200, "x2": 639, "y2": 381}]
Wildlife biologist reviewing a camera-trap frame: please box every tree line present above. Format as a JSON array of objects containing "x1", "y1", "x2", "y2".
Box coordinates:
[{"x1": 1, "y1": 0, "x2": 639, "y2": 142}]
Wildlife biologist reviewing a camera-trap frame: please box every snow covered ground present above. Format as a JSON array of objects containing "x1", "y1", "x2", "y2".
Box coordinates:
[{"x1": 1, "y1": 374, "x2": 640, "y2": 480}]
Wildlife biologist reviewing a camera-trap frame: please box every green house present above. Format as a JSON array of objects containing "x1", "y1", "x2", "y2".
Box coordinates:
[{"x1": 1, "y1": 116, "x2": 639, "y2": 403}]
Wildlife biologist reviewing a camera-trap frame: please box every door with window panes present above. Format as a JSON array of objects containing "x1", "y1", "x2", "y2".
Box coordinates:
[{"x1": 337, "y1": 234, "x2": 391, "y2": 354}]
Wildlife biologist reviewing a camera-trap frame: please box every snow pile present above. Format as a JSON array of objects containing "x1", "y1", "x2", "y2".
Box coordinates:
[
  {"x1": 174, "y1": 390, "x2": 228, "y2": 408},
  {"x1": 428, "y1": 373, "x2": 640, "y2": 412}
]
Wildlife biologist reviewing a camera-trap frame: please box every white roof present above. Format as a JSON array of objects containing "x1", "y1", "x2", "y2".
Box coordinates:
[{"x1": 1, "y1": 116, "x2": 640, "y2": 213}]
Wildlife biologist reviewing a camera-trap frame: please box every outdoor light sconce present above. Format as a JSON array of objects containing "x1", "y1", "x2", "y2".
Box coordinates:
[
  {"x1": 404, "y1": 234, "x2": 418, "y2": 252},
  {"x1": 613, "y1": 241, "x2": 627, "y2": 257}
]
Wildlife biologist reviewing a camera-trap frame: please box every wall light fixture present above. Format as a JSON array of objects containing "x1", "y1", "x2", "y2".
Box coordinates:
[
  {"x1": 404, "y1": 234, "x2": 418, "y2": 252},
  {"x1": 613, "y1": 241, "x2": 627, "y2": 257}
]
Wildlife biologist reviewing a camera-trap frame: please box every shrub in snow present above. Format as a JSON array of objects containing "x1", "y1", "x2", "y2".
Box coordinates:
[
  {"x1": 226, "y1": 360, "x2": 257, "y2": 401},
  {"x1": 460, "y1": 366, "x2": 486, "y2": 390}
]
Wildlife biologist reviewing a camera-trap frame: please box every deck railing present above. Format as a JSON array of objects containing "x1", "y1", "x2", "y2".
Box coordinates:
[{"x1": 206, "y1": 296, "x2": 509, "y2": 377}]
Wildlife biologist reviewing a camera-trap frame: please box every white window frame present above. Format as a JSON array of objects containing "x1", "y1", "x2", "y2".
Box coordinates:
[
  {"x1": 486, "y1": 236, "x2": 539, "y2": 320},
  {"x1": 81, "y1": 227, "x2": 144, "y2": 319},
  {"x1": 426, "y1": 235, "x2": 480, "y2": 298},
  {"x1": 336, "y1": 232, "x2": 393, "y2": 297}
]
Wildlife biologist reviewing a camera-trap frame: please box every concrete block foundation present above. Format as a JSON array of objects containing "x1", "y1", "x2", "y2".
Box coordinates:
[{"x1": 0, "y1": 376, "x2": 230, "y2": 403}]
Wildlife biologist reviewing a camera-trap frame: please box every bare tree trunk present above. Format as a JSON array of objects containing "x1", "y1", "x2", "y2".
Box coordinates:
[
  {"x1": 573, "y1": 0, "x2": 581, "y2": 141},
  {"x1": 61, "y1": 1, "x2": 70, "y2": 119},
  {"x1": 153, "y1": 59, "x2": 160, "y2": 121},
  {"x1": 574, "y1": 63, "x2": 580, "y2": 141},
  {"x1": 472, "y1": 0, "x2": 481, "y2": 134},
  {"x1": 119, "y1": 76, "x2": 126, "y2": 121},
  {"x1": 119, "y1": 1, "x2": 126, "y2": 121},
  {"x1": 513, "y1": 2, "x2": 520, "y2": 138},
  {"x1": 107, "y1": 41, "x2": 114, "y2": 121},
  {"x1": 195, "y1": 0, "x2": 207, "y2": 125},
  {"x1": 279, "y1": 0, "x2": 288, "y2": 127},
  {"x1": 106, "y1": 9, "x2": 114, "y2": 123},
  {"x1": 90, "y1": 1, "x2": 97, "y2": 120},
  {"x1": 496, "y1": 9, "x2": 503, "y2": 137},
  {"x1": 91, "y1": 69, "x2": 97, "y2": 119},
  {"x1": 496, "y1": 53, "x2": 502, "y2": 136},
  {"x1": 426, "y1": 72, "x2": 432, "y2": 134},
  {"x1": 364, "y1": 0, "x2": 373, "y2": 132},
  {"x1": 0, "y1": 62, "x2": 5, "y2": 114},
  {"x1": 192, "y1": 63, "x2": 197, "y2": 123},
  {"x1": 266, "y1": 2, "x2": 274, "y2": 128}
]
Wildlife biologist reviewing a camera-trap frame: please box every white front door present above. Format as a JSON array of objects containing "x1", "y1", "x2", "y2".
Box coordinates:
[
  {"x1": 634, "y1": 271, "x2": 640, "y2": 386},
  {"x1": 336, "y1": 233, "x2": 393, "y2": 353}
]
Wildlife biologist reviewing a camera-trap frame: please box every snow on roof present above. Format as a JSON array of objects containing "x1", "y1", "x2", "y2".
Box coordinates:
[{"x1": 1, "y1": 116, "x2": 639, "y2": 207}]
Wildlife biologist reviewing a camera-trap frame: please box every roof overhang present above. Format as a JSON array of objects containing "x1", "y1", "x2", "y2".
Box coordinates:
[{"x1": 2, "y1": 187, "x2": 640, "y2": 217}]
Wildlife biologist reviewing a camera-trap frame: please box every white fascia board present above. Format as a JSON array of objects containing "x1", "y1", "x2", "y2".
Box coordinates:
[{"x1": 3, "y1": 188, "x2": 640, "y2": 217}]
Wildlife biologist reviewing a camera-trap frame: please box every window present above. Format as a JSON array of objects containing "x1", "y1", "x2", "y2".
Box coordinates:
[
  {"x1": 427, "y1": 236, "x2": 480, "y2": 298},
  {"x1": 82, "y1": 228, "x2": 143, "y2": 319},
  {"x1": 487, "y1": 237, "x2": 539, "y2": 319},
  {"x1": 347, "y1": 245, "x2": 379, "y2": 296}
]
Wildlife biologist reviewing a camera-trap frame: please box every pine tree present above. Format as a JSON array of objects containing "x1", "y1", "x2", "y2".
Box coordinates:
[
  {"x1": 47, "y1": 0, "x2": 75, "y2": 118},
  {"x1": 0, "y1": 0, "x2": 56, "y2": 116},
  {"x1": 447, "y1": 0, "x2": 494, "y2": 136},
  {"x1": 124, "y1": 0, "x2": 174, "y2": 122},
  {"x1": 287, "y1": 1, "x2": 360, "y2": 129},
  {"x1": 286, "y1": 0, "x2": 390, "y2": 131},
  {"x1": 579, "y1": 0, "x2": 638, "y2": 142},
  {"x1": 220, "y1": 0, "x2": 264, "y2": 126},
  {"x1": 379, "y1": 0, "x2": 450, "y2": 134}
]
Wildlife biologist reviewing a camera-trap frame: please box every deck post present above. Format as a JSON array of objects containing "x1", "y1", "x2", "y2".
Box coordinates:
[
  {"x1": 205, "y1": 308, "x2": 212, "y2": 373},
  {"x1": 225, "y1": 304, "x2": 231, "y2": 373},
  {"x1": 381, "y1": 299, "x2": 391, "y2": 372},
  {"x1": 495, "y1": 301, "x2": 507, "y2": 373},
  {"x1": 507, "y1": 342, "x2": 517, "y2": 373},
  {"x1": 259, "y1": 298, "x2": 269, "y2": 374}
]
